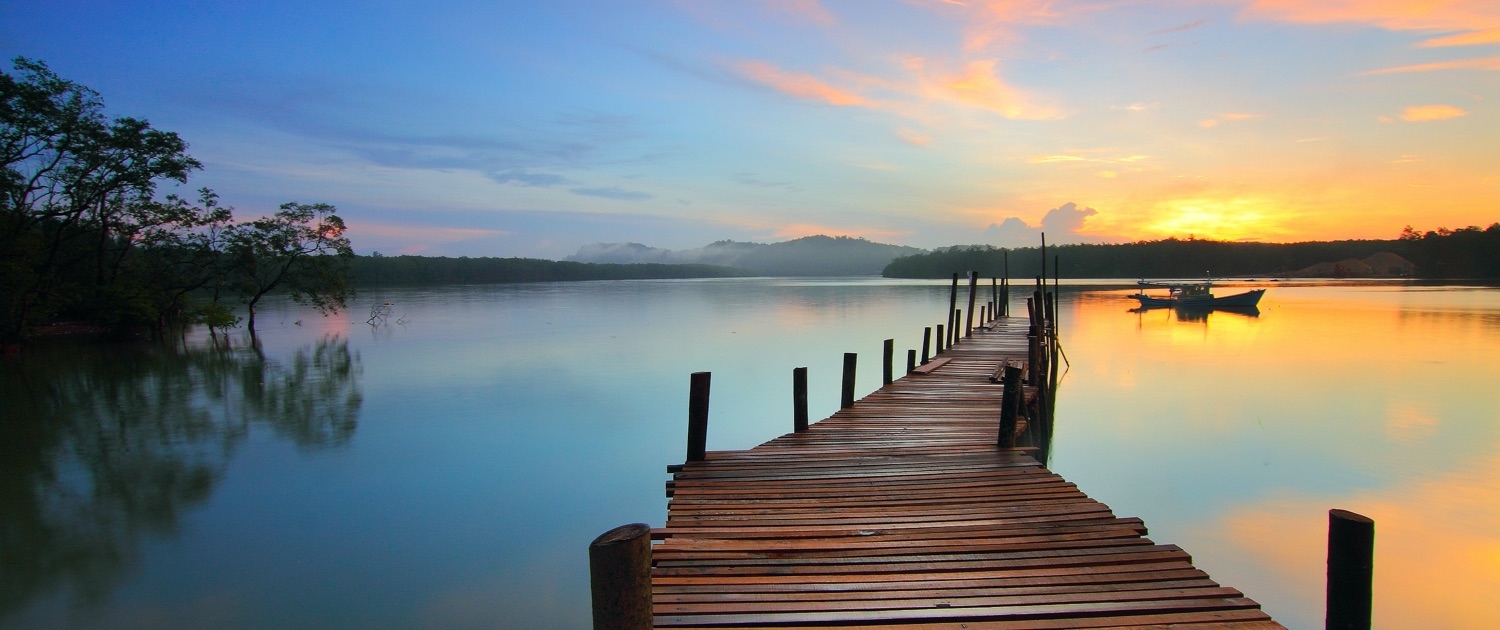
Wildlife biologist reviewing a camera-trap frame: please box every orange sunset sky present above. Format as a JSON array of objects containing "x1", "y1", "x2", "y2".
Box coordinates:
[{"x1": 3, "y1": 0, "x2": 1497, "y2": 257}]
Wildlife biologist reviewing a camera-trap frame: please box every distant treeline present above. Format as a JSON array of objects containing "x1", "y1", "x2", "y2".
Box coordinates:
[
  {"x1": 350, "y1": 254, "x2": 753, "y2": 286},
  {"x1": 883, "y1": 224, "x2": 1500, "y2": 279}
]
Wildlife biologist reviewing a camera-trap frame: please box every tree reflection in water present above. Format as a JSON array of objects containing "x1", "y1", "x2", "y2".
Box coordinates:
[{"x1": 0, "y1": 336, "x2": 362, "y2": 617}]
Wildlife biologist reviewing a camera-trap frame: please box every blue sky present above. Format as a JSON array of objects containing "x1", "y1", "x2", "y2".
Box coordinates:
[{"x1": 4, "y1": 1, "x2": 1496, "y2": 257}]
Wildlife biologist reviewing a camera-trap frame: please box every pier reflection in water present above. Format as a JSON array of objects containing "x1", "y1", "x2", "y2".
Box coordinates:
[{"x1": 0, "y1": 337, "x2": 361, "y2": 618}]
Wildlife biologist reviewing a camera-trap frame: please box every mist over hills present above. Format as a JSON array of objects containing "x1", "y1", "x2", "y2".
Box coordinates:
[{"x1": 569, "y1": 235, "x2": 924, "y2": 276}]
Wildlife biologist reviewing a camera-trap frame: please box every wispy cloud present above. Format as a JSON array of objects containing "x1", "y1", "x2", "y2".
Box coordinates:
[
  {"x1": 489, "y1": 170, "x2": 571, "y2": 187},
  {"x1": 765, "y1": 0, "x2": 836, "y2": 26},
  {"x1": 1241, "y1": 0, "x2": 1500, "y2": 48},
  {"x1": 737, "y1": 61, "x2": 869, "y2": 106},
  {"x1": 1199, "y1": 112, "x2": 1262, "y2": 128},
  {"x1": 570, "y1": 186, "x2": 654, "y2": 201},
  {"x1": 1153, "y1": 18, "x2": 1207, "y2": 35},
  {"x1": 1359, "y1": 56, "x2": 1500, "y2": 75},
  {"x1": 1399, "y1": 104, "x2": 1469, "y2": 121}
]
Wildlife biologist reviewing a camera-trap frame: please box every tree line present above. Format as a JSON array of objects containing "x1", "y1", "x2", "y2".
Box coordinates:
[
  {"x1": 883, "y1": 227, "x2": 1500, "y2": 280},
  {"x1": 1, "y1": 58, "x2": 352, "y2": 343},
  {"x1": 350, "y1": 254, "x2": 751, "y2": 285}
]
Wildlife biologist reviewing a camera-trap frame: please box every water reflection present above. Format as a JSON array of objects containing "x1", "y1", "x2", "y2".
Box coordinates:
[{"x1": 0, "y1": 337, "x2": 362, "y2": 618}]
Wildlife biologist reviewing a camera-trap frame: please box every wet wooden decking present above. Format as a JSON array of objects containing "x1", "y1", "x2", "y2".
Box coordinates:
[{"x1": 652, "y1": 317, "x2": 1281, "y2": 629}]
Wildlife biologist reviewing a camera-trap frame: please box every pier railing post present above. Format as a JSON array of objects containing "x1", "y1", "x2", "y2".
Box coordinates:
[
  {"x1": 936, "y1": 324, "x2": 945, "y2": 353},
  {"x1": 947, "y1": 272, "x2": 959, "y2": 342},
  {"x1": 906, "y1": 349, "x2": 916, "y2": 375},
  {"x1": 589, "y1": 523, "x2": 653, "y2": 630},
  {"x1": 997, "y1": 363, "x2": 1023, "y2": 448},
  {"x1": 793, "y1": 367, "x2": 808, "y2": 433},
  {"x1": 1327, "y1": 509, "x2": 1375, "y2": 630},
  {"x1": 686, "y1": 372, "x2": 710, "y2": 462},
  {"x1": 965, "y1": 271, "x2": 978, "y2": 338},
  {"x1": 952, "y1": 309, "x2": 961, "y2": 346},
  {"x1": 921, "y1": 326, "x2": 931, "y2": 363},
  {"x1": 841, "y1": 352, "x2": 857, "y2": 409},
  {"x1": 882, "y1": 339, "x2": 894, "y2": 385}
]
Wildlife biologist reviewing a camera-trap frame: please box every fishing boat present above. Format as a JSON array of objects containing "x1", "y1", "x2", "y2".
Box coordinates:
[{"x1": 1129, "y1": 281, "x2": 1265, "y2": 308}]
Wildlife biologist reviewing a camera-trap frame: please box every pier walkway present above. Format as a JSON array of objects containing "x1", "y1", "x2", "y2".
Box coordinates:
[{"x1": 649, "y1": 317, "x2": 1281, "y2": 628}]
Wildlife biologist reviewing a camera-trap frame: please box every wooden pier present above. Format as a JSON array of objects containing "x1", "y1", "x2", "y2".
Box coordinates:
[{"x1": 591, "y1": 274, "x2": 1290, "y2": 629}]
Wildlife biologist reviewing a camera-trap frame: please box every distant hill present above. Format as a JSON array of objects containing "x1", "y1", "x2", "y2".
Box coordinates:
[
  {"x1": 569, "y1": 235, "x2": 925, "y2": 276},
  {"x1": 350, "y1": 255, "x2": 751, "y2": 286}
]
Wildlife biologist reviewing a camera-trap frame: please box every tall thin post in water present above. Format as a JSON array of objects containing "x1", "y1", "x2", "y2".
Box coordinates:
[
  {"x1": 1040, "y1": 232, "x2": 1047, "y2": 291},
  {"x1": 947, "y1": 273, "x2": 959, "y2": 342},
  {"x1": 906, "y1": 349, "x2": 916, "y2": 375},
  {"x1": 952, "y1": 309, "x2": 961, "y2": 346},
  {"x1": 686, "y1": 372, "x2": 711, "y2": 462},
  {"x1": 840, "y1": 352, "x2": 857, "y2": 409},
  {"x1": 1326, "y1": 509, "x2": 1375, "y2": 630},
  {"x1": 921, "y1": 327, "x2": 932, "y2": 363},
  {"x1": 882, "y1": 339, "x2": 894, "y2": 385},
  {"x1": 965, "y1": 271, "x2": 978, "y2": 338},
  {"x1": 936, "y1": 324, "x2": 945, "y2": 353},
  {"x1": 1002, "y1": 251, "x2": 1010, "y2": 317},
  {"x1": 793, "y1": 367, "x2": 808, "y2": 433}
]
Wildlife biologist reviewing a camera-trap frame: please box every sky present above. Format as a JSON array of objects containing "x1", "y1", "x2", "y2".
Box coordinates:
[{"x1": 2, "y1": 1, "x2": 1497, "y2": 258}]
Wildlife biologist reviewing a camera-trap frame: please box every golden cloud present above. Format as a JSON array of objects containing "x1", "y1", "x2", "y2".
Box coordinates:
[
  {"x1": 1242, "y1": 0, "x2": 1500, "y2": 48},
  {"x1": 737, "y1": 61, "x2": 869, "y2": 106},
  {"x1": 1400, "y1": 104, "x2": 1469, "y2": 121},
  {"x1": 1360, "y1": 55, "x2": 1500, "y2": 74}
]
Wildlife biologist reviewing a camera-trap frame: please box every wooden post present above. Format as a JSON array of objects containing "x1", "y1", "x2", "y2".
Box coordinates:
[
  {"x1": 952, "y1": 309, "x2": 961, "y2": 346},
  {"x1": 936, "y1": 324, "x2": 945, "y2": 353},
  {"x1": 992, "y1": 278, "x2": 999, "y2": 318},
  {"x1": 947, "y1": 273, "x2": 959, "y2": 342},
  {"x1": 906, "y1": 349, "x2": 916, "y2": 375},
  {"x1": 882, "y1": 338, "x2": 894, "y2": 385},
  {"x1": 686, "y1": 372, "x2": 710, "y2": 462},
  {"x1": 965, "y1": 271, "x2": 978, "y2": 338},
  {"x1": 997, "y1": 363, "x2": 1023, "y2": 448},
  {"x1": 1002, "y1": 251, "x2": 1010, "y2": 316},
  {"x1": 1327, "y1": 509, "x2": 1375, "y2": 630},
  {"x1": 1040, "y1": 232, "x2": 1047, "y2": 286},
  {"x1": 841, "y1": 352, "x2": 857, "y2": 409},
  {"x1": 589, "y1": 523, "x2": 653, "y2": 630},
  {"x1": 921, "y1": 326, "x2": 931, "y2": 363},
  {"x1": 793, "y1": 367, "x2": 808, "y2": 433},
  {"x1": 980, "y1": 305, "x2": 987, "y2": 326}
]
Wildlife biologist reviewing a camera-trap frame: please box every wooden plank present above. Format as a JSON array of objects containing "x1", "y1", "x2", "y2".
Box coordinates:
[{"x1": 910, "y1": 357, "x2": 952, "y2": 374}]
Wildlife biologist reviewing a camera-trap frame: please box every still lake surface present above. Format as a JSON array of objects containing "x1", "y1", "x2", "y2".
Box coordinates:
[{"x1": 4, "y1": 278, "x2": 1499, "y2": 629}]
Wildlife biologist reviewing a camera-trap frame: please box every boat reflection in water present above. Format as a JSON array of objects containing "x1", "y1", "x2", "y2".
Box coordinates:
[{"x1": 1130, "y1": 302, "x2": 1261, "y2": 322}]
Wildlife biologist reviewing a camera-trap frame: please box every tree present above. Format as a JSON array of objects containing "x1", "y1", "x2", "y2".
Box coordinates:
[
  {"x1": 1, "y1": 57, "x2": 210, "y2": 341},
  {"x1": 226, "y1": 202, "x2": 353, "y2": 333}
]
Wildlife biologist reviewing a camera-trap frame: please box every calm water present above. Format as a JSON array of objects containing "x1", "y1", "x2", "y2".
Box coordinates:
[{"x1": 3, "y1": 278, "x2": 1498, "y2": 628}]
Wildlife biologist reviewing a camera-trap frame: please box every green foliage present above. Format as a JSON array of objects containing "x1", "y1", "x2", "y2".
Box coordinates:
[{"x1": 0, "y1": 58, "x2": 353, "y2": 342}]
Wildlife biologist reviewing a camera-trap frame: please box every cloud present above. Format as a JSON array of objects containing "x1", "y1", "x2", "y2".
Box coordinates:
[
  {"x1": 1241, "y1": 0, "x2": 1500, "y2": 48},
  {"x1": 736, "y1": 61, "x2": 869, "y2": 106},
  {"x1": 896, "y1": 128, "x2": 934, "y2": 146},
  {"x1": 1359, "y1": 56, "x2": 1500, "y2": 75},
  {"x1": 1399, "y1": 104, "x2": 1469, "y2": 121},
  {"x1": 733, "y1": 57, "x2": 1059, "y2": 122},
  {"x1": 765, "y1": 0, "x2": 836, "y2": 26},
  {"x1": 569, "y1": 186, "x2": 654, "y2": 201},
  {"x1": 488, "y1": 170, "x2": 571, "y2": 187},
  {"x1": 1199, "y1": 112, "x2": 1261, "y2": 128},
  {"x1": 1153, "y1": 18, "x2": 1208, "y2": 35},
  {"x1": 1028, "y1": 153, "x2": 1150, "y2": 165},
  {"x1": 982, "y1": 202, "x2": 1100, "y2": 246},
  {"x1": 732, "y1": 172, "x2": 801, "y2": 192}
]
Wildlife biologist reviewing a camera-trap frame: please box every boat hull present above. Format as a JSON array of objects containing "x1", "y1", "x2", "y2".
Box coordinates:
[{"x1": 1131, "y1": 288, "x2": 1265, "y2": 308}]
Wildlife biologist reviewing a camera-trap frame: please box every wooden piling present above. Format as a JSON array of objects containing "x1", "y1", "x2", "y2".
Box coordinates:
[
  {"x1": 840, "y1": 352, "x2": 857, "y2": 409},
  {"x1": 906, "y1": 349, "x2": 916, "y2": 375},
  {"x1": 686, "y1": 372, "x2": 711, "y2": 462},
  {"x1": 882, "y1": 339, "x2": 894, "y2": 385},
  {"x1": 965, "y1": 271, "x2": 978, "y2": 338},
  {"x1": 997, "y1": 362, "x2": 1023, "y2": 448},
  {"x1": 1326, "y1": 509, "x2": 1375, "y2": 630},
  {"x1": 589, "y1": 523, "x2": 653, "y2": 630},
  {"x1": 952, "y1": 309, "x2": 961, "y2": 346},
  {"x1": 792, "y1": 367, "x2": 808, "y2": 433},
  {"x1": 936, "y1": 324, "x2": 945, "y2": 353},
  {"x1": 921, "y1": 327, "x2": 931, "y2": 363},
  {"x1": 947, "y1": 273, "x2": 959, "y2": 343}
]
